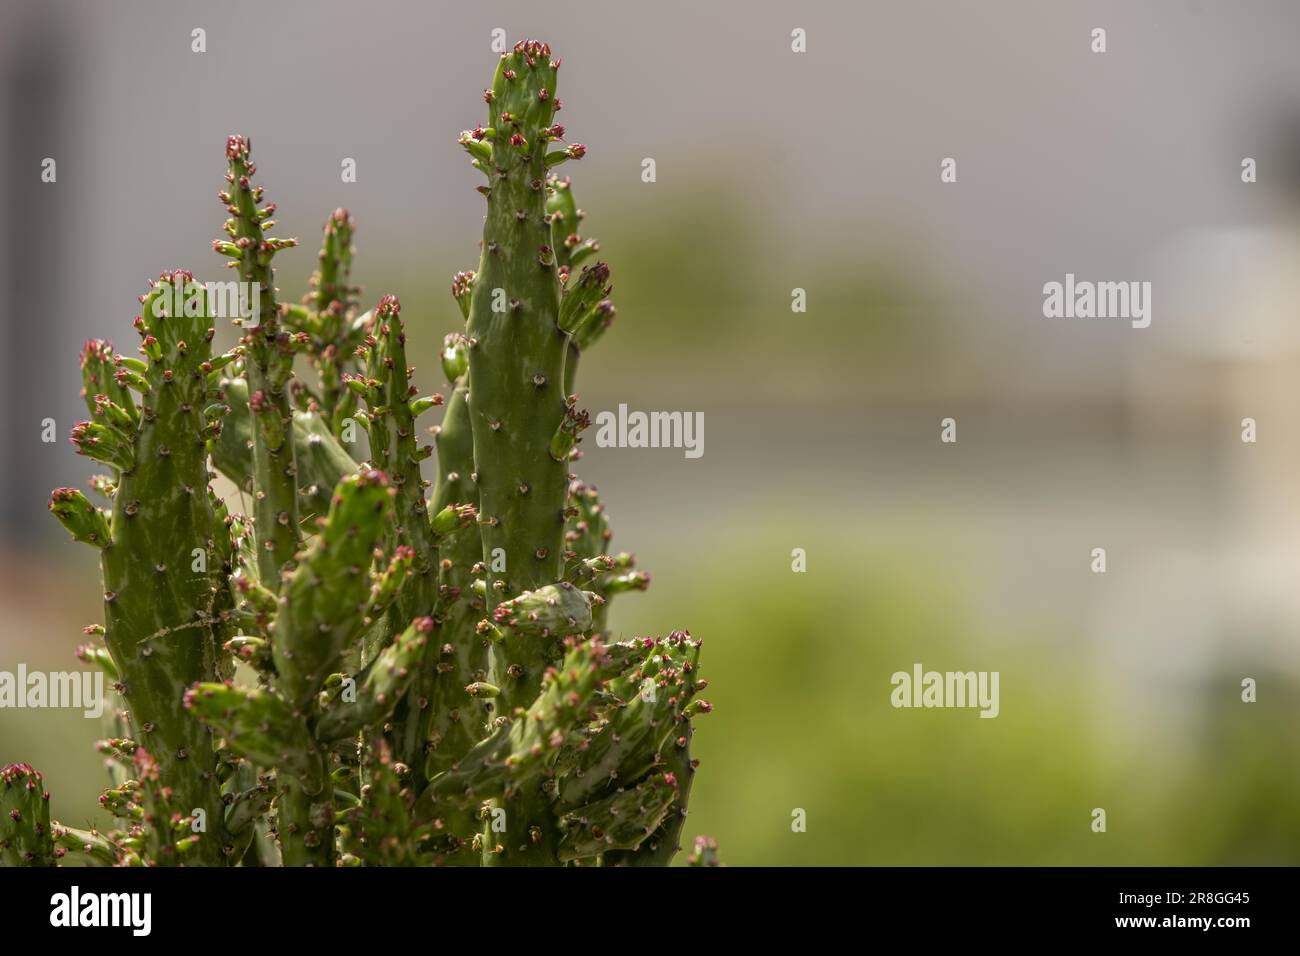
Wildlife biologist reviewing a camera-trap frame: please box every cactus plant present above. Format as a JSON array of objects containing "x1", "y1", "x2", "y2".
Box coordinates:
[{"x1": 20, "y1": 39, "x2": 716, "y2": 867}]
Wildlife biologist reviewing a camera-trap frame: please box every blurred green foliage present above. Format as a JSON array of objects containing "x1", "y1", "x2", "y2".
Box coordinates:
[{"x1": 613, "y1": 522, "x2": 1300, "y2": 866}]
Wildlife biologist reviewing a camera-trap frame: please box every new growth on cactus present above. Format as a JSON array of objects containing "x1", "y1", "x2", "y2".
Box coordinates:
[{"x1": 25, "y1": 39, "x2": 715, "y2": 868}]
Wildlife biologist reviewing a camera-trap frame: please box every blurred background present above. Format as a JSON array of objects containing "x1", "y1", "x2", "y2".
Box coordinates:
[{"x1": 2, "y1": 0, "x2": 1299, "y2": 865}]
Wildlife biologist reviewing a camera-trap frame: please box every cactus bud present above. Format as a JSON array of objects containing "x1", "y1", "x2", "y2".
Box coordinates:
[
  {"x1": 687, "y1": 834, "x2": 722, "y2": 867},
  {"x1": 430, "y1": 502, "x2": 478, "y2": 539},
  {"x1": 441, "y1": 333, "x2": 470, "y2": 382},
  {"x1": 450, "y1": 272, "x2": 476, "y2": 322}
]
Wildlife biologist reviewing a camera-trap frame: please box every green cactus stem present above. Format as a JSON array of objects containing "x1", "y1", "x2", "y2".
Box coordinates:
[
  {"x1": 48, "y1": 488, "x2": 111, "y2": 547},
  {"x1": 557, "y1": 262, "x2": 613, "y2": 396},
  {"x1": 561, "y1": 481, "x2": 648, "y2": 637},
  {"x1": 275, "y1": 777, "x2": 336, "y2": 867},
  {"x1": 186, "y1": 680, "x2": 328, "y2": 867},
  {"x1": 351, "y1": 296, "x2": 442, "y2": 622},
  {"x1": 272, "y1": 467, "x2": 396, "y2": 864},
  {"x1": 211, "y1": 376, "x2": 355, "y2": 523},
  {"x1": 79, "y1": 339, "x2": 138, "y2": 446},
  {"x1": 342, "y1": 740, "x2": 436, "y2": 866},
  {"x1": 224, "y1": 776, "x2": 274, "y2": 863},
  {"x1": 571, "y1": 632, "x2": 708, "y2": 865},
  {"x1": 601, "y1": 715, "x2": 700, "y2": 866},
  {"x1": 423, "y1": 287, "x2": 494, "y2": 784},
  {"x1": 298, "y1": 208, "x2": 361, "y2": 435},
  {"x1": 462, "y1": 40, "x2": 575, "y2": 664},
  {"x1": 461, "y1": 38, "x2": 589, "y2": 866},
  {"x1": 547, "y1": 177, "x2": 614, "y2": 394},
  {"x1": 271, "y1": 469, "x2": 394, "y2": 708},
  {"x1": 225, "y1": 777, "x2": 274, "y2": 837},
  {"x1": 54, "y1": 272, "x2": 230, "y2": 866},
  {"x1": 50, "y1": 822, "x2": 118, "y2": 867},
  {"x1": 555, "y1": 770, "x2": 678, "y2": 862},
  {"x1": 417, "y1": 637, "x2": 620, "y2": 817},
  {"x1": 185, "y1": 683, "x2": 325, "y2": 792},
  {"x1": 484, "y1": 580, "x2": 596, "y2": 643},
  {"x1": 350, "y1": 294, "x2": 461, "y2": 779},
  {"x1": 316, "y1": 615, "x2": 433, "y2": 742},
  {"x1": 217, "y1": 134, "x2": 302, "y2": 582},
  {"x1": 110, "y1": 746, "x2": 212, "y2": 865},
  {"x1": 1, "y1": 764, "x2": 54, "y2": 866}
]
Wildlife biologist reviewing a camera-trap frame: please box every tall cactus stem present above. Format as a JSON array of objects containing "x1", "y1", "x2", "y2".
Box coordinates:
[
  {"x1": 462, "y1": 39, "x2": 580, "y2": 866},
  {"x1": 219, "y1": 134, "x2": 302, "y2": 582},
  {"x1": 62, "y1": 273, "x2": 229, "y2": 865}
]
